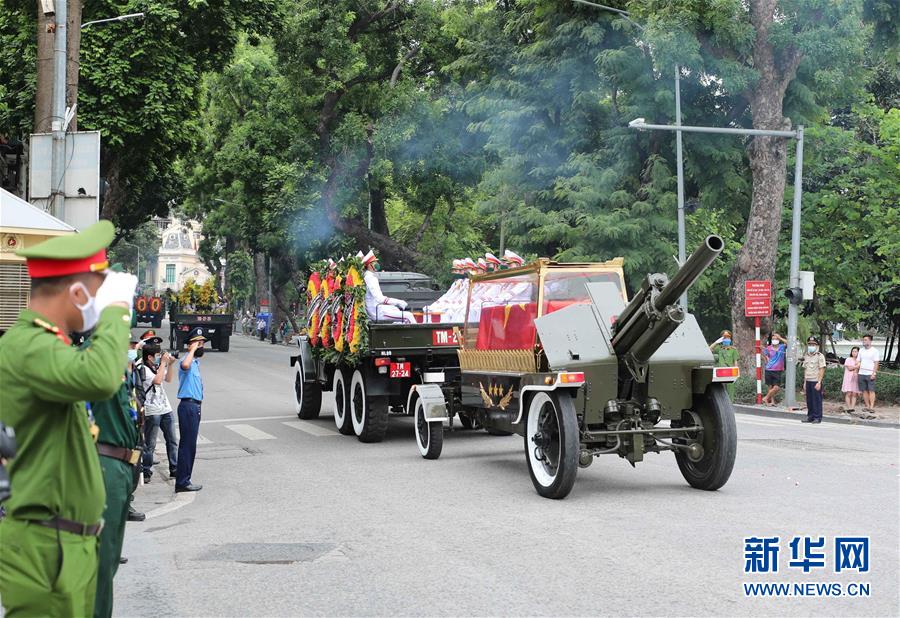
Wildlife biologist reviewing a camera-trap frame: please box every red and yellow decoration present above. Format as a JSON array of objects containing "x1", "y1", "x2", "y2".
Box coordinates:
[{"x1": 304, "y1": 256, "x2": 369, "y2": 363}]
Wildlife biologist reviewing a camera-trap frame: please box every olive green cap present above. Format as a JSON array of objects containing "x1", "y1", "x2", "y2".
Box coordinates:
[{"x1": 16, "y1": 220, "x2": 115, "y2": 278}]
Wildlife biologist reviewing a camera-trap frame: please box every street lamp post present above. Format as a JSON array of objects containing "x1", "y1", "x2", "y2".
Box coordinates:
[{"x1": 629, "y1": 119, "x2": 806, "y2": 408}]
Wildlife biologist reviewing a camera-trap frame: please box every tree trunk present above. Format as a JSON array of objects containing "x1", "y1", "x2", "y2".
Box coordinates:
[
  {"x1": 368, "y1": 178, "x2": 389, "y2": 236},
  {"x1": 34, "y1": 0, "x2": 55, "y2": 133},
  {"x1": 65, "y1": 0, "x2": 82, "y2": 131},
  {"x1": 727, "y1": 0, "x2": 803, "y2": 375},
  {"x1": 253, "y1": 252, "x2": 269, "y2": 312},
  {"x1": 99, "y1": 155, "x2": 126, "y2": 220}
]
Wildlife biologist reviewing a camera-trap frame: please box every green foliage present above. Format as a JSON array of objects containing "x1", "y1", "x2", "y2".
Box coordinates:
[
  {"x1": 226, "y1": 249, "x2": 254, "y2": 306},
  {"x1": 108, "y1": 221, "x2": 161, "y2": 290},
  {"x1": 734, "y1": 366, "x2": 900, "y2": 406}
]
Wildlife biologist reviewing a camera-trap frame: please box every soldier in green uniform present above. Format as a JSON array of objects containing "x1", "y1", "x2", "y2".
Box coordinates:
[
  {"x1": 710, "y1": 329, "x2": 741, "y2": 399},
  {"x1": 0, "y1": 221, "x2": 137, "y2": 617},
  {"x1": 87, "y1": 323, "x2": 143, "y2": 618}
]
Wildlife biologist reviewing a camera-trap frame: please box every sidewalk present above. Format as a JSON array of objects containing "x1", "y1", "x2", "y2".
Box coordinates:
[{"x1": 734, "y1": 401, "x2": 900, "y2": 428}]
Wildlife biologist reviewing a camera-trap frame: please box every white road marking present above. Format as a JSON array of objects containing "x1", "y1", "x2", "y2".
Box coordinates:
[
  {"x1": 283, "y1": 420, "x2": 339, "y2": 436},
  {"x1": 225, "y1": 424, "x2": 277, "y2": 440},
  {"x1": 196, "y1": 434, "x2": 212, "y2": 445},
  {"x1": 200, "y1": 414, "x2": 295, "y2": 425}
]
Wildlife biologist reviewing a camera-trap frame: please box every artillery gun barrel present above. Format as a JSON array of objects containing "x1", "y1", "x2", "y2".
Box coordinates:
[
  {"x1": 612, "y1": 235, "x2": 723, "y2": 368},
  {"x1": 653, "y1": 235, "x2": 724, "y2": 310}
]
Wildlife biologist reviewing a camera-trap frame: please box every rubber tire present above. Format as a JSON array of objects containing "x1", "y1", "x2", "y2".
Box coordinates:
[
  {"x1": 458, "y1": 412, "x2": 481, "y2": 430},
  {"x1": 675, "y1": 383, "x2": 737, "y2": 491},
  {"x1": 524, "y1": 391, "x2": 579, "y2": 499},
  {"x1": 218, "y1": 336, "x2": 230, "y2": 352},
  {"x1": 295, "y1": 362, "x2": 322, "y2": 420},
  {"x1": 332, "y1": 368, "x2": 354, "y2": 435},
  {"x1": 350, "y1": 369, "x2": 388, "y2": 443},
  {"x1": 415, "y1": 397, "x2": 443, "y2": 459}
]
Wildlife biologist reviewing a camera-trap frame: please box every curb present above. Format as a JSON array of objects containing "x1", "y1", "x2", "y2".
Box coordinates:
[{"x1": 734, "y1": 404, "x2": 898, "y2": 429}]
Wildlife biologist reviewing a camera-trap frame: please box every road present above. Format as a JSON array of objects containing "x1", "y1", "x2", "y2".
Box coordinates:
[{"x1": 116, "y1": 330, "x2": 899, "y2": 617}]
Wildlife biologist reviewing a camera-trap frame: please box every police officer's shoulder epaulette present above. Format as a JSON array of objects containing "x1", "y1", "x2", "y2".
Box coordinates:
[{"x1": 33, "y1": 317, "x2": 71, "y2": 345}]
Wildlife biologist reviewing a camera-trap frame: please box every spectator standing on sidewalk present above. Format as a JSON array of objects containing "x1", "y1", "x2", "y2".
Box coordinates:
[
  {"x1": 140, "y1": 336, "x2": 178, "y2": 482},
  {"x1": 857, "y1": 334, "x2": 880, "y2": 411},
  {"x1": 762, "y1": 332, "x2": 787, "y2": 406},
  {"x1": 801, "y1": 336, "x2": 826, "y2": 424},
  {"x1": 175, "y1": 328, "x2": 207, "y2": 493},
  {"x1": 709, "y1": 330, "x2": 740, "y2": 400},
  {"x1": 841, "y1": 346, "x2": 861, "y2": 413}
]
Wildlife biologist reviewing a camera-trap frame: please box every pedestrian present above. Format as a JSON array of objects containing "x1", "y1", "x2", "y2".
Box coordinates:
[
  {"x1": 857, "y1": 334, "x2": 880, "y2": 411},
  {"x1": 709, "y1": 329, "x2": 740, "y2": 399},
  {"x1": 0, "y1": 221, "x2": 136, "y2": 617},
  {"x1": 175, "y1": 327, "x2": 208, "y2": 493},
  {"x1": 841, "y1": 346, "x2": 861, "y2": 413},
  {"x1": 87, "y1": 327, "x2": 144, "y2": 618},
  {"x1": 139, "y1": 334, "x2": 179, "y2": 483},
  {"x1": 801, "y1": 336, "x2": 827, "y2": 424},
  {"x1": 762, "y1": 332, "x2": 787, "y2": 406}
]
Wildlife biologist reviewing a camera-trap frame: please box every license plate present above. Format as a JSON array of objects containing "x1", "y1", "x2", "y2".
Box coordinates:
[
  {"x1": 390, "y1": 362, "x2": 411, "y2": 378},
  {"x1": 431, "y1": 329, "x2": 459, "y2": 346}
]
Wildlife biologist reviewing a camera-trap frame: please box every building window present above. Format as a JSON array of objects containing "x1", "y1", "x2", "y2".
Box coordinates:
[{"x1": 165, "y1": 264, "x2": 175, "y2": 283}]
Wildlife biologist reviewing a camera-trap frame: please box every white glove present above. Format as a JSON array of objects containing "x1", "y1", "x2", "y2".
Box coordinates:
[
  {"x1": 393, "y1": 299, "x2": 409, "y2": 311},
  {"x1": 95, "y1": 271, "x2": 139, "y2": 313},
  {"x1": 713, "y1": 336, "x2": 724, "y2": 345}
]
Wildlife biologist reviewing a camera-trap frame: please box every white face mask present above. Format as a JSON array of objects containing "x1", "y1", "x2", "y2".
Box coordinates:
[{"x1": 70, "y1": 281, "x2": 101, "y2": 332}]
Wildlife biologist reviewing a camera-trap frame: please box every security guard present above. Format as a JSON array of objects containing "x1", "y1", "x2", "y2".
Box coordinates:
[
  {"x1": 0, "y1": 221, "x2": 137, "y2": 617},
  {"x1": 87, "y1": 278, "x2": 144, "y2": 618}
]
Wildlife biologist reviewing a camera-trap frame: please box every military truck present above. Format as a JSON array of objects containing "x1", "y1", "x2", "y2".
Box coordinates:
[
  {"x1": 413, "y1": 236, "x2": 739, "y2": 499},
  {"x1": 170, "y1": 311, "x2": 233, "y2": 352},
  {"x1": 291, "y1": 270, "x2": 463, "y2": 443},
  {"x1": 134, "y1": 294, "x2": 164, "y2": 328}
]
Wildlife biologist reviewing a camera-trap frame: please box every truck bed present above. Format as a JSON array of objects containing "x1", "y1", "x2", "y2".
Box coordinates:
[{"x1": 368, "y1": 322, "x2": 462, "y2": 356}]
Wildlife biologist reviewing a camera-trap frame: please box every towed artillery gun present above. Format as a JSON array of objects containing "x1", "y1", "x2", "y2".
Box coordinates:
[{"x1": 412, "y1": 235, "x2": 738, "y2": 499}]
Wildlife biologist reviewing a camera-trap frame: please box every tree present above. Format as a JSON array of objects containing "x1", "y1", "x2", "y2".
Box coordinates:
[{"x1": 632, "y1": 0, "x2": 869, "y2": 370}]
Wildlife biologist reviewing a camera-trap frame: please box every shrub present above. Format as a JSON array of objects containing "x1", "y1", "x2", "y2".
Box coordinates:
[{"x1": 731, "y1": 366, "x2": 899, "y2": 405}]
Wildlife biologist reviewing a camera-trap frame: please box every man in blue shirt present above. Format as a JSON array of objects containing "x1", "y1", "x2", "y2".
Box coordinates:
[{"x1": 175, "y1": 327, "x2": 207, "y2": 492}]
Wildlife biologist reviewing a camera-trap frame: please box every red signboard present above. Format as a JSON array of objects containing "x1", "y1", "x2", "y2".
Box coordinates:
[
  {"x1": 432, "y1": 329, "x2": 459, "y2": 346},
  {"x1": 744, "y1": 280, "x2": 772, "y2": 317}
]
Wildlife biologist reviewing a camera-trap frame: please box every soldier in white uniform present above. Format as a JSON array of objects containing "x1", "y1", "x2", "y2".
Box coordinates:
[{"x1": 362, "y1": 250, "x2": 416, "y2": 323}]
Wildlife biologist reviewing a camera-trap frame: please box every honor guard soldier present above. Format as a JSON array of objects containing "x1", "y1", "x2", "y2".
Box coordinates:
[{"x1": 0, "y1": 220, "x2": 137, "y2": 617}]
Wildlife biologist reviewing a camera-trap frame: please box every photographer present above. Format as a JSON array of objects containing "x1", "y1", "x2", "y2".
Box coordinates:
[{"x1": 139, "y1": 336, "x2": 179, "y2": 483}]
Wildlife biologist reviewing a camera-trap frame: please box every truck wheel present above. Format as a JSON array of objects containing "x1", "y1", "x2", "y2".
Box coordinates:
[
  {"x1": 524, "y1": 391, "x2": 578, "y2": 499},
  {"x1": 332, "y1": 368, "x2": 353, "y2": 435},
  {"x1": 218, "y1": 336, "x2": 230, "y2": 352},
  {"x1": 295, "y1": 361, "x2": 322, "y2": 420},
  {"x1": 350, "y1": 369, "x2": 388, "y2": 443},
  {"x1": 415, "y1": 397, "x2": 443, "y2": 460},
  {"x1": 458, "y1": 411, "x2": 482, "y2": 430},
  {"x1": 675, "y1": 384, "x2": 737, "y2": 491}
]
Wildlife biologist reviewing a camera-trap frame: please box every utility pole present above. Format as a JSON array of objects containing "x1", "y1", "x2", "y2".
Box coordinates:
[{"x1": 50, "y1": 0, "x2": 68, "y2": 221}]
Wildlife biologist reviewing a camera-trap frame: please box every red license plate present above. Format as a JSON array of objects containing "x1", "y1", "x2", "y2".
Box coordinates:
[
  {"x1": 389, "y1": 362, "x2": 411, "y2": 378},
  {"x1": 431, "y1": 329, "x2": 459, "y2": 346}
]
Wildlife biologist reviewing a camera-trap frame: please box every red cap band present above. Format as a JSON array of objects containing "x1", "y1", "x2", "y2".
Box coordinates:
[{"x1": 26, "y1": 249, "x2": 108, "y2": 279}]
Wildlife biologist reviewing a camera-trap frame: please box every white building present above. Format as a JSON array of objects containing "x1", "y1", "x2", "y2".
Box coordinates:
[{"x1": 156, "y1": 217, "x2": 212, "y2": 292}]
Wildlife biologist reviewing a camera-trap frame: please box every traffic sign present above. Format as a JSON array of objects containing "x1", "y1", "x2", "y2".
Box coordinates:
[{"x1": 745, "y1": 280, "x2": 771, "y2": 317}]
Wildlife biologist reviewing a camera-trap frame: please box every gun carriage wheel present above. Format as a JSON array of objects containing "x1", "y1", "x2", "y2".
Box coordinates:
[
  {"x1": 674, "y1": 383, "x2": 737, "y2": 491},
  {"x1": 332, "y1": 367, "x2": 354, "y2": 435},
  {"x1": 525, "y1": 391, "x2": 579, "y2": 499},
  {"x1": 415, "y1": 397, "x2": 443, "y2": 460}
]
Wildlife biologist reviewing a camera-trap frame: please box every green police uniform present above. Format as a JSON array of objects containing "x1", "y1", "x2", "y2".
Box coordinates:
[
  {"x1": 0, "y1": 221, "x2": 132, "y2": 618},
  {"x1": 712, "y1": 344, "x2": 741, "y2": 399},
  {"x1": 89, "y1": 365, "x2": 141, "y2": 618}
]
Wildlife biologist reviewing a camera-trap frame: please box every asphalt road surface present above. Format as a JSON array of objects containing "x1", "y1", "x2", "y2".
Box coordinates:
[{"x1": 117, "y1": 329, "x2": 899, "y2": 617}]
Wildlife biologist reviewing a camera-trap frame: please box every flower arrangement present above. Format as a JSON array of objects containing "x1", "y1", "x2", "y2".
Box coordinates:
[{"x1": 304, "y1": 255, "x2": 369, "y2": 364}]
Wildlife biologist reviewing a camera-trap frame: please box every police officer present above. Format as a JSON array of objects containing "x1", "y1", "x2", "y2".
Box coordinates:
[
  {"x1": 0, "y1": 221, "x2": 137, "y2": 617},
  {"x1": 87, "y1": 302, "x2": 144, "y2": 618},
  {"x1": 175, "y1": 327, "x2": 207, "y2": 493}
]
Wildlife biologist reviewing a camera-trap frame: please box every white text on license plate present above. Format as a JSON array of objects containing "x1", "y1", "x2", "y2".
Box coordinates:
[{"x1": 390, "y1": 362, "x2": 411, "y2": 378}]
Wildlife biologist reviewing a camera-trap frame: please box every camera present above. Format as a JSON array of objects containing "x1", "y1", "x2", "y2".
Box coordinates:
[
  {"x1": 0, "y1": 422, "x2": 17, "y2": 503},
  {"x1": 168, "y1": 349, "x2": 181, "y2": 360}
]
